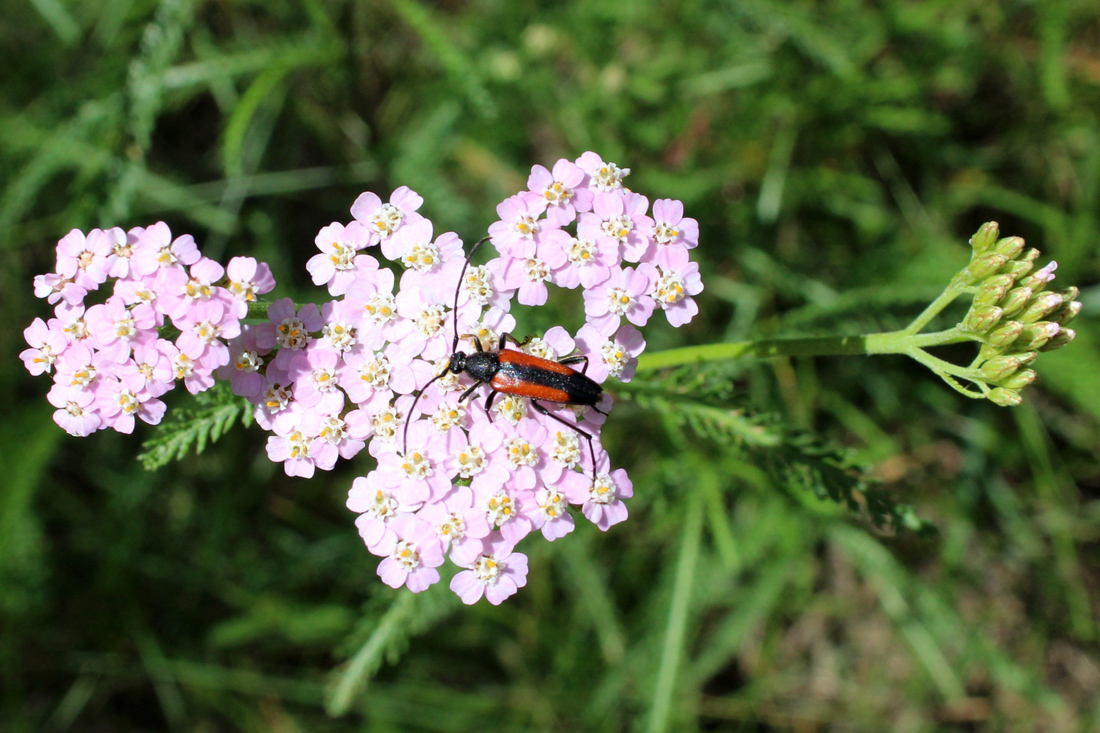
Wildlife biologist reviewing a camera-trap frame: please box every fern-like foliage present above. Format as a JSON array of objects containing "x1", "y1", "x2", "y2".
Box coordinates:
[
  {"x1": 616, "y1": 373, "x2": 935, "y2": 536},
  {"x1": 762, "y1": 430, "x2": 935, "y2": 536},
  {"x1": 326, "y1": 581, "x2": 459, "y2": 716},
  {"x1": 138, "y1": 382, "x2": 253, "y2": 470}
]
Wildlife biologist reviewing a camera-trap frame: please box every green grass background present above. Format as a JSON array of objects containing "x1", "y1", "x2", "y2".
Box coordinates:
[{"x1": 3, "y1": 0, "x2": 1100, "y2": 730}]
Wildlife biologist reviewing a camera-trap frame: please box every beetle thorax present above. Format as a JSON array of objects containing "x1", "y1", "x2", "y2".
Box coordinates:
[{"x1": 464, "y1": 351, "x2": 500, "y2": 382}]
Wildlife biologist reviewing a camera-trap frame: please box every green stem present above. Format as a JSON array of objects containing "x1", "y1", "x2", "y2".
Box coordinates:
[
  {"x1": 902, "y1": 274, "x2": 968, "y2": 335},
  {"x1": 246, "y1": 299, "x2": 276, "y2": 320},
  {"x1": 635, "y1": 328, "x2": 970, "y2": 372}
]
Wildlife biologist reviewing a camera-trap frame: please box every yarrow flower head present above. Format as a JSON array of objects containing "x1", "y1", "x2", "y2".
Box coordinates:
[
  {"x1": 25, "y1": 222, "x2": 270, "y2": 436},
  {"x1": 950, "y1": 221, "x2": 1082, "y2": 407},
  {"x1": 25, "y1": 154, "x2": 706, "y2": 606}
]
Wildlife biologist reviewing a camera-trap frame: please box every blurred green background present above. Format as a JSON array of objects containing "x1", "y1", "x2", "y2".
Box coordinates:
[{"x1": 4, "y1": 0, "x2": 1100, "y2": 730}]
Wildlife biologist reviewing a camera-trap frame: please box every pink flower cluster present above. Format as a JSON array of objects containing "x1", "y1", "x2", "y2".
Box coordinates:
[
  {"x1": 23, "y1": 223, "x2": 274, "y2": 436},
  {"x1": 23, "y1": 153, "x2": 704, "y2": 606}
]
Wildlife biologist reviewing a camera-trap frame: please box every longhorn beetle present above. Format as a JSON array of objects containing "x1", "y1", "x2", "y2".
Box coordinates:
[{"x1": 402, "y1": 237, "x2": 606, "y2": 478}]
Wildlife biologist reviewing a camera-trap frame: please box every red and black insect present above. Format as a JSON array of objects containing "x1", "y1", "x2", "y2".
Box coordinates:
[{"x1": 403, "y1": 237, "x2": 606, "y2": 474}]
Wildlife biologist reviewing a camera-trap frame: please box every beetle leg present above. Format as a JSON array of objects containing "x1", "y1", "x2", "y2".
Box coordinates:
[
  {"x1": 484, "y1": 389, "x2": 500, "y2": 421},
  {"x1": 456, "y1": 334, "x2": 485, "y2": 352},
  {"x1": 531, "y1": 401, "x2": 597, "y2": 480},
  {"x1": 499, "y1": 332, "x2": 533, "y2": 352},
  {"x1": 459, "y1": 381, "x2": 483, "y2": 403}
]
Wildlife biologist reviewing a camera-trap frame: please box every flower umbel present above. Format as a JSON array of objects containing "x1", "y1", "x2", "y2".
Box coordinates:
[{"x1": 25, "y1": 152, "x2": 705, "y2": 606}]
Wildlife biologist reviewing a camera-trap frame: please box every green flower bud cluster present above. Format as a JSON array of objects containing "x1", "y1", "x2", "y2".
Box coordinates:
[{"x1": 959, "y1": 222, "x2": 1081, "y2": 406}]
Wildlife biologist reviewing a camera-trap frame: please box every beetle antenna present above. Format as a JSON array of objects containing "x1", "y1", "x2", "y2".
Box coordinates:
[
  {"x1": 402, "y1": 370, "x2": 447, "y2": 456},
  {"x1": 452, "y1": 236, "x2": 491, "y2": 352}
]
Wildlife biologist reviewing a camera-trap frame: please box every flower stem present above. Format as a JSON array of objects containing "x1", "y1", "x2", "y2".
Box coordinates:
[
  {"x1": 635, "y1": 328, "x2": 970, "y2": 372},
  {"x1": 901, "y1": 274, "x2": 967, "y2": 335}
]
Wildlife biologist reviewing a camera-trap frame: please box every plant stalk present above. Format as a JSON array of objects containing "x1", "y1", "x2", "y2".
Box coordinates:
[{"x1": 636, "y1": 328, "x2": 970, "y2": 372}]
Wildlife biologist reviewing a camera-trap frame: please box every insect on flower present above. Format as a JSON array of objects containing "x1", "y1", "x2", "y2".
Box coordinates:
[{"x1": 403, "y1": 237, "x2": 606, "y2": 479}]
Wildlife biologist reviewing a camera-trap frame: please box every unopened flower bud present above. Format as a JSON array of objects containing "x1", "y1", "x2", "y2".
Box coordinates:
[
  {"x1": 1016, "y1": 261, "x2": 1057, "y2": 293},
  {"x1": 1057, "y1": 286, "x2": 1079, "y2": 302},
  {"x1": 962, "y1": 304, "x2": 1003, "y2": 333},
  {"x1": 983, "y1": 274, "x2": 1016, "y2": 291},
  {"x1": 1000, "y1": 249, "x2": 1040, "y2": 280},
  {"x1": 980, "y1": 354, "x2": 1024, "y2": 382},
  {"x1": 1040, "y1": 327, "x2": 1076, "y2": 352},
  {"x1": 998, "y1": 286, "x2": 1033, "y2": 318},
  {"x1": 1018, "y1": 292, "x2": 1064, "y2": 323},
  {"x1": 988, "y1": 387, "x2": 1023, "y2": 407},
  {"x1": 966, "y1": 253, "x2": 1010, "y2": 283},
  {"x1": 987, "y1": 320, "x2": 1024, "y2": 349},
  {"x1": 998, "y1": 369, "x2": 1037, "y2": 390},
  {"x1": 969, "y1": 222, "x2": 1000, "y2": 254},
  {"x1": 975, "y1": 279, "x2": 1009, "y2": 307},
  {"x1": 1015, "y1": 351, "x2": 1039, "y2": 366},
  {"x1": 1048, "y1": 300, "x2": 1082, "y2": 326},
  {"x1": 1014, "y1": 321, "x2": 1061, "y2": 351},
  {"x1": 993, "y1": 236, "x2": 1026, "y2": 260}
]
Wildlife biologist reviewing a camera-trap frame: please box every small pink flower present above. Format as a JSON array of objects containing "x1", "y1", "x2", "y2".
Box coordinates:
[
  {"x1": 416, "y1": 487, "x2": 492, "y2": 566},
  {"x1": 343, "y1": 268, "x2": 408, "y2": 351},
  {"x1": 254, "y1": 299, "x2": 324, "y2": 370},
  {"x1": 444, "y1": 418, "x2": 510, "y2": 495},
  {"x1": 350, "y1": 186, "x2": 424, "y2": 252},
  {"x1": 531, "y1": 486, "x2": 576, "y2": 541},
  {"x1": 574, "y1": 324, "x2": 646, "y2": 383},
  {"x1": 226, "y1": 256, "x2": 276, "y2": 310},
  {"x1": 306, "y1": 222, "x2": 375, "y2": 296},
  {"x1": 583, "y1": 265, "x2": 657, "y2": 334},
  {"x1": 131, "y1": 222, "x2": 200, "y2": 275},
  {"x1": 85, "y1": 297, "x2": 157, "y2": 363},
  {"x1": 47, "y1": 383, "x2": 102, "y2": 436},
  {"x1": 494, "y1": 234, "x2": 566, "y2": 307},
  {"x1": 163, "y1": 340, "x2": 217, "y2": 395},
  {"x1": 550, "y1": 233, "x2": 620, "y2": 290},
  {"x1": 394, "y1": 286, "x2": 479, "y2": 362},
  {"x1": 54, "y1": 343, "x2": 117, "y2": 393},
  {"x1": 265, "y1": 407, "x2": 331, "y2": 477},
  {"x1": 21, "y1": 318, "x2": 67, "y2": 376},
  {"x1": 112, "y1": 276, "x2": 163, "y2": 322},
  {"x1": 214, "y1": 326, "x2": 269, "y2": 399},
  {"x1": 338, "y1": 341, "x2": 429, "y2": 404},
  {"x1": 391, "y1": 220, "x2": 459, "y2": 279},
  {"x1": 122, "y1": 339, "x2": 176, "y2": 398},
  {"x1": 488, "y1": 193, "x2": 548, "y2": 258},
  {"x1": 459, "y1": 259, "x2": 514, "y2": 312},
  {"x1": 174, "y1": 299, "x2": 240, "y2": 371},
  {"x1": 96, "y1": 377, "x2": 167, "y2": 434},
  {"x1": 33, "y1": 271, "x2": 85, "y2": 306},
  {"x1": 449, "y1": 534, "x2": 529, "y2": 605},
  {"x1": 298, "y1": 410, "x2": 365, "y2": 470},
  {"x1": 56, "y1": 228, "x2": 111, "y2": 292},
  {"x1": 373, "y1": 421, "x2": 457, "y2": 504},
  {"x1": 53, "y1": 302, "x2": 91, "y2": 346},
  {"x1": 287, "y1": 346, "x2": 345, "y2": 416},
  {"x1": 157, "y1": 257, "x2": 232, "y2": 322},
  {"x1": 319, "y1": 299, "x2": 365, "y2": 355},
  {"x1": 578, "y1": 191, "x2": 653, "y2": 263},
  {"x1": 649, "y1": 198, "x2": 699, "y2": 268},
  {"x1": 347, "y1": 473, "x2": 415, "y2": 552},
  {"x1": 102, "y1": 227, "x2": 139, "y2": 279},
  {"x1": 527, "y1": 159, "x2": 593, "y2": 225},
  {"x1": 649, "y1": 247, "x2": 703, "y2": 328},
  {"x1": 375, "y1": 514, "x2": 446, "y2": 592},
  {"x1": 576, "y1": 152, "x2": 631, "y2": 192},
  {"x1": 565, "y1": 457, "x2": 633, "y2": 531}
]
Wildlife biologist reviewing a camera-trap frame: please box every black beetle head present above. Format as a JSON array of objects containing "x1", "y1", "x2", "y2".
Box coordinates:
[{"x1": 448, "y1": 351, "x2": 467, "y2": 375}]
